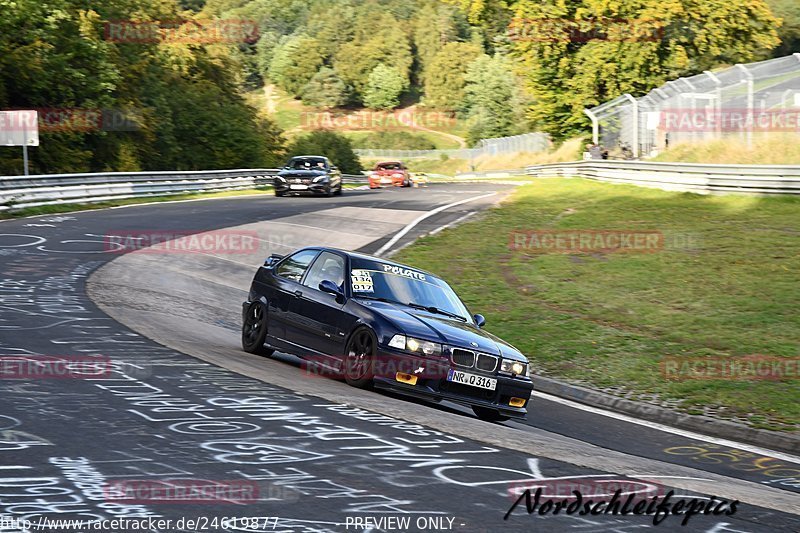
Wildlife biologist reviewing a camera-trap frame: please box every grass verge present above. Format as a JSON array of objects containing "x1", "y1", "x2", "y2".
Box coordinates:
[
  {"x1": 393, "y1": 178, "x2": 800, "y2": 431},
  {"x1": 652, "y1": 135, "x2": 800, "y2": 164}
]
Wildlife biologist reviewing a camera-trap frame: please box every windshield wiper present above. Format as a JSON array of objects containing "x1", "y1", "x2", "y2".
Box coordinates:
[
  {"x1": 406, "y1": 302, "x2": 467, "y2": 322},
  {"x1": 352, "y1": 295, "x2": 404, "y2": 305}
]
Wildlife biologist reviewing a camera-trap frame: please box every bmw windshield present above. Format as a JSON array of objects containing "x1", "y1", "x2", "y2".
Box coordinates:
[{"x1": 349, "y1": 260, "x2": 472, "y2": 323}]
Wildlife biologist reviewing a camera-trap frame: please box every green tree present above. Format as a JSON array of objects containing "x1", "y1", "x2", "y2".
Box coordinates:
[
  {"x1": 268, "y1": 33, "x2": 325, "y2": 96},
  {"x1": 286, "y1": 130, "x2": 362, "y2": 174},
  {"x1": 412, "y1": 1, "x2": 466, "y2": 82},
  {"x1": 423, "y1": 41, "x2": 483, "y2": 110},
  {"x1": 301, "y1": 67, "x2": 352, "y2": 109},
  {"x1": 462, "y1": 54, "x2": 520, "y2": 142},
  {"x1": 0, "y1": 0, "x2": 285, "y2": 174},
  {"x1": 305, "y1": 0, "x2": 357, "y2": 59},
  {"x1": 768, "y1": 0, "x2": 800, "y2": 56},
  {"x1": 333, "y1": 9, "x2": 412, "y2": 99},
  {"x1": 363, "y1": 64, "x2": 406, "y2": 110},
  {"x1": 508, "y1": 0, "x2": 782, "y2": 138}
]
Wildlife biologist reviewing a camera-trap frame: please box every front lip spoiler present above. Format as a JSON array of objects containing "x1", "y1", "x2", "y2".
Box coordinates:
[{"x1": 373, "y1": 378, "x2": 530, "y2": 419}]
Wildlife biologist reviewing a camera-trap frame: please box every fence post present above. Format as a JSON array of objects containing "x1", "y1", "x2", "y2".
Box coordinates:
[
  {"x1": 622, "y1": 94, "x2": 639, "y2": 158},
  {"x1": 583, "y1": 109, "x2": 599, "y2": 145},
  {"x1": 734, "y1": 64, "x2": 754, "y2": 148}
]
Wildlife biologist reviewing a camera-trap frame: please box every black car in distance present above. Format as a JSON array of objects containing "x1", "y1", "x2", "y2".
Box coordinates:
[
  {"x1": 241, "y1": 247, "x2": 533, "y2": 422},
  {"x1": 274, "y1": 155, "x2": 343, "y2": 197}
]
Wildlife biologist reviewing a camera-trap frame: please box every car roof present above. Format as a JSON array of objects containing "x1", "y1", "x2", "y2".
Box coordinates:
[
  {"x1": 300, "y1": 247, "x2": 437, "y2": 278},
  {"x1": 375, "y1": 161, "x2": 403, "y2": 165}
]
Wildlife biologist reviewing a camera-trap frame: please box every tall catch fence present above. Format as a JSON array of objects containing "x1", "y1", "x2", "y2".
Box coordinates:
[
  {"x1": 354, "y1": 132, "x2": 550, "y2": 160},
  {"x1": 586, "y1": 53, "x2": 800, "y2": 158}
]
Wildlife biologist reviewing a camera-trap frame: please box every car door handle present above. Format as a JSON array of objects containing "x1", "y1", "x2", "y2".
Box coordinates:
[{"x1": 293, "y1": 290, "x2": 303, "y2": 298}]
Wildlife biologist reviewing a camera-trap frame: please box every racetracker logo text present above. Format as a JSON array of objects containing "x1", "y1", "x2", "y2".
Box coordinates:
[
  {"x1": 300, "y1": 355, "x2": 450, "y2": 380},
  {"x1": 300, "y1": 110, "x2": 456, "y2": 131},
  {"x1": 0, "y1": 108, "x2": 140, "y2": 132},
  {"x1": 104, "y1": 20, "x2": 259, "y2": 44},
  {"x1": 0, "y1": 355, "x2": 111, "y2": 379},
  {"x1": 662, "y1": 356, "x2": 799, "y2": 381},
  {"x1": 104, "y1": 231, "x2": 260, "y2": 254},
  {"x1": 104, "y1": 479, "x2": 259, "y2": 504},
  {"x1": 509, "y1": 230, "x2": 664, "y2": 254},
  {"x1": 508, "y1": 17, "x2": 664, "y2": 43},
  {"x1": 660, "y1": 109, "x2": 800, "y2": 132}
]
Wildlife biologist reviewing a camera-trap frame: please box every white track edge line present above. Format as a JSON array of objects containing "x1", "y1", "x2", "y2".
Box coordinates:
[
  {"x1": 531, "y1": 391, "x2": 800, "y2": 464},
  {"x1": 374, "y1": 192, "x2": 496, "y2": 257}
]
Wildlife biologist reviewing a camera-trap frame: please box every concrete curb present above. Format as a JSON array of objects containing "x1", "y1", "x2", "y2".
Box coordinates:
[{"x1": 533, "y1": 375, "x2": 800, "y2": 456}]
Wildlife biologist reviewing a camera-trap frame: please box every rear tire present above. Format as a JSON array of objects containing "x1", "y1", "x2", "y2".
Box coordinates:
[
  {"x1": 334, "y1": 185, "x2": 342, "y2": 196},
  {"x1": 242, "y1": 302, "x2": 274, "y2": 357},
  {"x1": 344, "y1": 328, "x2": 377, "y2": 389},
  {"x1": 472, "y1": 406, "x2": 510, "y2": 423}
]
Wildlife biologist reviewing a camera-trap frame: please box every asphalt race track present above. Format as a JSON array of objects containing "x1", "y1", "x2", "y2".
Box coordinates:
[{"x1": 0, "y1": 183, "x2": 798, "y2": 533}]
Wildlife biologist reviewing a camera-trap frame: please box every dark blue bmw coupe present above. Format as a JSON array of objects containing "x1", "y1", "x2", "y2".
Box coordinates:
[{"x1": 241, "y1": 247, "x2": 533, "y2": 422}]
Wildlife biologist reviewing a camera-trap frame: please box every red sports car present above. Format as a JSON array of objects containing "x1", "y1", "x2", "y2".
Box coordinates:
[{"x1": 368, "y1": 161, "x2": 411, "y2": 189}]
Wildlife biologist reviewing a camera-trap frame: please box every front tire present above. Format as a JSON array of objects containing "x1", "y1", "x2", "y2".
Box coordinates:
[
  {"x1": 242, "y1": 302, "x2": 274, "y2": 357},
  {"x1": 472, "y1": 406, "x2": 510, "y2": 423},
  {"x1": 274, "y1": 189, "x2": 285, "y2": 197},
  {"x1": 344, "y1": 328, "x2": 377, "y2": 388}
]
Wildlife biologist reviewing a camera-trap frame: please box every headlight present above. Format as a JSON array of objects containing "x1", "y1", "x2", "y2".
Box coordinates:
[
  {"x1": 393, "y1": 173, "x2": 403, "y2": 178},
  {"x1": 313, "y1": 175, "x2": 328, "y2": 183},
  {"x1": 276, "y1": 176, "x2": 286, "y2": 182},
  {"x1": 388, "y1": 335, "x2": 442, "y2": 356},
  {"x1": 501, "y1": 359, "x2": 527, "y2": 376}
]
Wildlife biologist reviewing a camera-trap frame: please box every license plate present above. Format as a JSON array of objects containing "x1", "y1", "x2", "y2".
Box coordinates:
[
  {"x1": 447, "y1": 369, "x2": 496, "y2": 390},
  {"x1": 290, "y1": 184, "x2": 307, "y2": 190}
]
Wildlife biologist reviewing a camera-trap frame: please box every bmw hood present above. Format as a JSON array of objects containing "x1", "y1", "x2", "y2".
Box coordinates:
[{"x1": 361, "y1": 300, "x2": 527, "y2": 362}]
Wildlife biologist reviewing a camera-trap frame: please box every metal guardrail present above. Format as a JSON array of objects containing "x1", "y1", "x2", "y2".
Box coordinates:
[
  {"x1": 455, "y1": 161, "x2": 800, "y2": 195},
  {"x1": 0, "y1": 169, "x2": 368, "y2": 211}
]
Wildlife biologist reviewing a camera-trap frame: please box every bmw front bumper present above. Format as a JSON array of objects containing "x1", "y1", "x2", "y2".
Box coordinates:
[{"x1": 370, "y1": 347, "x2": 533, "y2": 419}]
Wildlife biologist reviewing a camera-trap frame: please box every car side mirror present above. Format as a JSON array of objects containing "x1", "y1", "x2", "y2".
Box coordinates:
[
  {"x1": 330, "y1": 166, "x2": 338, "y2": 171},
  {"x1": 264, "y1": 254, "x2": 283, "y2": 267},
  {"x1": 319, "y1": 280, "x2": 343, "y2": 297},
  {"x1": 473, "y1": 314, "x2": 486, "y2": 328}
]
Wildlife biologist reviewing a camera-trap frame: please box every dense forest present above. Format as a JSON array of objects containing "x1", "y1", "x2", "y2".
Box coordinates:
[{"x1": 0, "y1": 0, "x2": 796, "y2": 174}]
